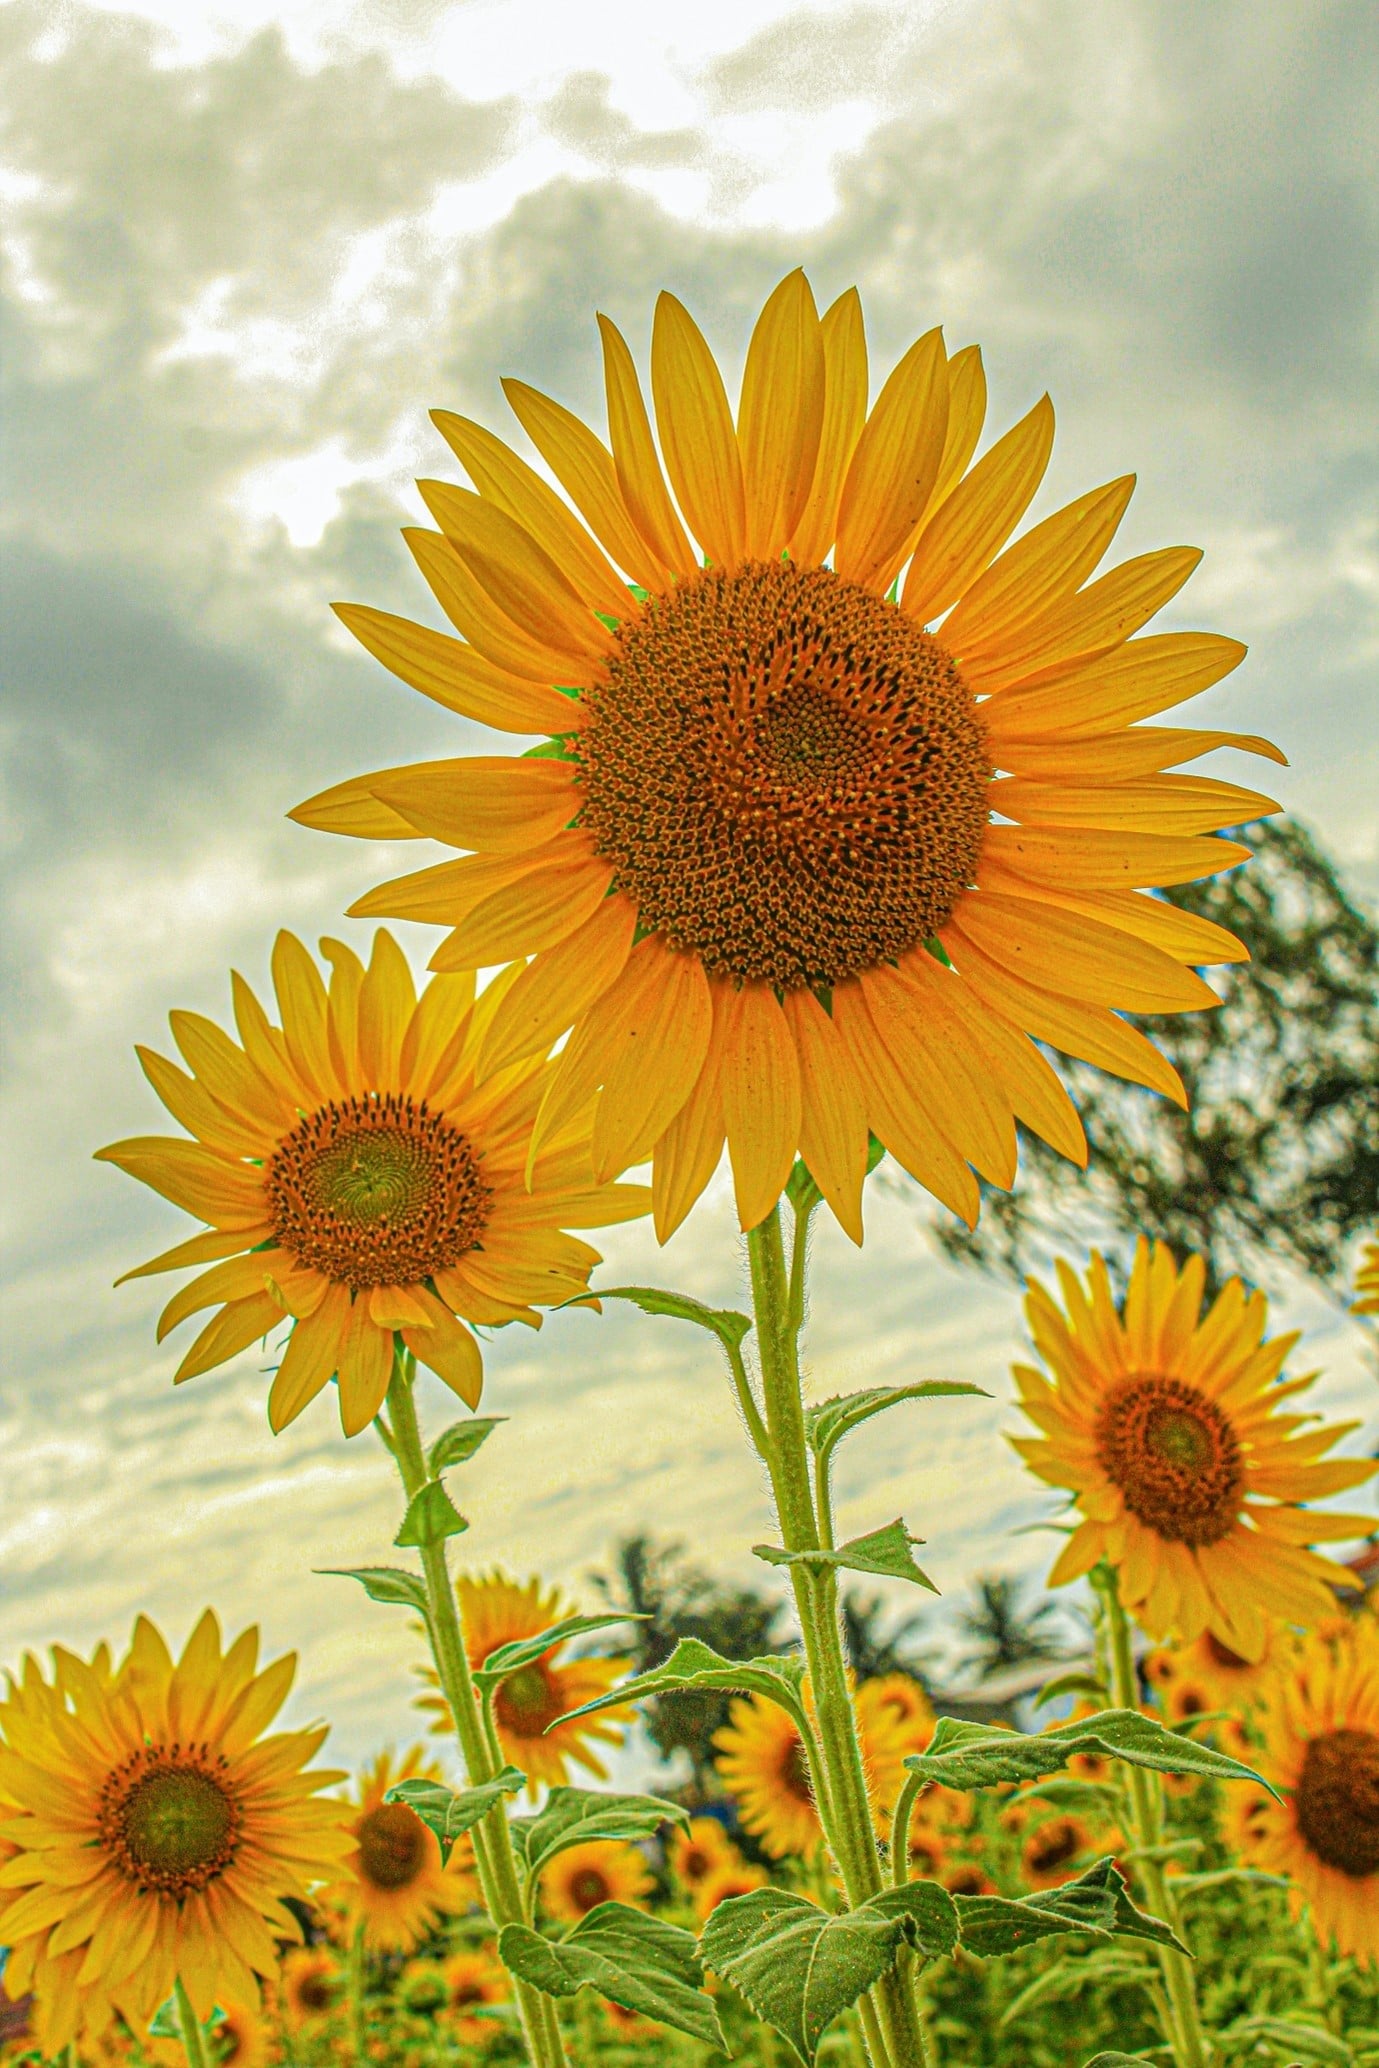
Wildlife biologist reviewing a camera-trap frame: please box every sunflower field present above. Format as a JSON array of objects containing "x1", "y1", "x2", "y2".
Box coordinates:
[{"x1": 2, "y1": 272, "x2": 1376, "y2": 2068}]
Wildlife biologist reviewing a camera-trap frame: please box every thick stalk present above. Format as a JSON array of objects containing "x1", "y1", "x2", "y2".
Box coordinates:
[
  {"x1": 347, "y1": 1916, "x2": 367, "y2": 2062},
  {"x1": 173, "y1": 1980, "x2": 209, "y2": 2068},
  {"x1": 1101, "y1": 1567, "x2": 1208, "y2": 2068},
  {"x1": 382, "y1": 1357, "x2": 567, "y2": 2068},
  {"x1": 745, "y1": 1210, "x2": 926, "y2": 2068}
]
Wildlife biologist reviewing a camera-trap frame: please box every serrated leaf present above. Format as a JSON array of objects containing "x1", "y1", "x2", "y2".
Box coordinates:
[
  {"x1": 474, "y1": 1614, "x2": 644, "y2": 1696},
  {"x1": 861, "y1": 1880, "x2": 959, "y2": 1960},
  {"x1": 956, "y1": 1858, "x2": 1187, "y2": 1960},
  {"x1": 552, "y1": 1637, "x2": 809, "y2": 1733},
  {"x1": 754, "y1": 1518, "x2": 938, "y2": 1593},
  {"x1": 805, "y1": 1383, "x2": 988, "y2": 1466},
  {"x1": 905, "y1": 1707, "x2": 1275, "y2": 1794},
  {"x1": 427, "y1": 1416, "x2": 506, "y2": 1473},
  {"x1": 1032, "y1": 1671, "x2": 1111, "y2": 1712},
  {"x1": 562, "y1": 1284, "x2": 752, "y2": 1355},
  {"x1": 700, "y1": 1888, "x2": 908, "y2": 2065},
  {"x1": 394, "y1": 1478, "x2": 468, "y2": 1548},
  {"x1": 385, "y1": 1769, "x2": 525, "y2": 1850},
  {"x1": 1221, "y1": 2018, "x2": 1354, "y2": 2064},
  {"x1": 499, "y1": 1903, "x2": 723, "y2": 2050},
  {"x1": 517, "y1": 1786, "x2": 686, "y2": 1879},
  {"x1": 1084, "y1": 2056, "x2": 1157, "y2": 2066},
  {"x1": 319, "y1": 1565, "x2": 429, "y2": 1612}
]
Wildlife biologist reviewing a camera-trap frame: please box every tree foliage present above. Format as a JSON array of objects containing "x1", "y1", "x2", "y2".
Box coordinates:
[{"x1": 954, "y1": 1574, "x2": 1069, "y2": 1683}]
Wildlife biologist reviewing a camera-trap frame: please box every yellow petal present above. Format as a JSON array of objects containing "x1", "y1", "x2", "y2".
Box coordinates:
[
  {"x1": 173, "y1": 1291, "x2": 284, "y2": 1384},
  {"x1": 719, "y1": 983, "x2": 802, "y2": 1233},
  {"x1": 289, "y1": 767, "x2": 425, "y2": 841},
  {"x1": 267, "y1": 1285, "x2": 349, "y2": 1432},
  {"x1": 403, "y1": 1288, "x2": 484, "y2": 1406},
  {"x1": 94, "y1": 1138, "x2": 266, "y2": 1228},
  {"x1": 357, "y1": 929, "x2": 415, "y2": 1091},
  {"x1": 832, "y1": 979, "x2": 979, "y2": 1226},
  {"x1": 781, "y1": 988, "x2": 868, "y2": 1243},
  {"x1": 502, "y1": 375, "x2": 667, "y2": 590},
  {"x1": 404, "y1": 526, "x2": 592, "y2": 685},
  {"x1": 929, "y1": 964, "x2": 1087, "y2": 1168},
  {"x1": 370, "y1": 1285, "x2": 432, "y2": 1329},
  {"x1": 135, "y1": 1046, "x2": 264, "y2": 1159},
  {"x1": 333, "y1": 602, "x2": 575, "y2": 735},
  {"x1": 737, "y1": 268, "x2": 825, "y2": 558},
  {"x1": 834, "y1": 327, "x2": 949, "y2": 592},
  {"x1": 156, "y1": 1251, "x2": 291, "y2": 1343},
  {"x1": 590, "y1": 945, "x2": 713, "y2": 1181},
  {"x1": 430, "y1": 408, "x2": 630, "y2": 617},
  {"x1": 430, "y1": 850, "x2": 615, "y2": 971},
  {"x1": 952, "y1": 891, "x2": 1223, "y2": 1012},
  {"x1": 651, "y1": 290, "x2": 746, "y2": 567},
  {"x1": 322, "y1": 935, "x2": 365, "y2": 1085},
  {"x1": 336, "y1": 1299, "x2": 394, "y2": 1436},
  {"x1": 371, "y1": 755, "x2": 578, "y2": 855},
  {"x1": 927, "y1": 342, "x2": 986, "y2": 510},
  {"x1": 168, "y1": 1010, "x2": 287, "y2": 1132},
  {"x1": 650, "y1": 988, "x2": 731, "y2": 1243},
  {"x1": 964, "y1": 546, "x2": 1203, "y2": 694},
  {"x1": 350, "y1": 847, "x2": 541, "y2": 925},
  {"x1": 114, "y1": 1224, "x2": 269, "y2": 1287},
  {"x1": 983, "y1": 822, "x2": 1252, "y2": 891},
  {"x1": 528, "y1": 934, "x2": 682, "y2": 1170},
  {"x1": 477, "y1": 894, "x2": 637, "y2": 1079},
  {"x1": 989, "y1": 723, "x2": 1287, "y2": 781},
  {"x1": 416, "y1": 480, "x2": 609, "y2": 663},
  {"x1": 984, "y1": 630, "x2": 1247, "y2": 738},
  {"x1": 993, "y1": 773, "x2": 1280, "y2": 837},
  {"x1": 598, "y1": 312, "x2": 697, "y2": 576},
  {"x1": 788, "y1": 287, "x2": 867, "y2": 567},
  {"x1": 979, "y1": 877, "x2": 1248, "y2": 969},
  {"x1": 941, "y1": 476, "x2": 1135, "y2": 661},
  {"x1": 863, "y1": 959, "x2": 1017, "y2": 1187},
  {"x1": 902, "y1": 393, "x2": 1054, "y2": 625},
  {"x1": 272, "y1": 930, "x2": 339, "y2": 1099}
]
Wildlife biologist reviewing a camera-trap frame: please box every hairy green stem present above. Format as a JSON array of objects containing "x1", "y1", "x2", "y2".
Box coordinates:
[
  {"x1": 745, "y1": 1207, "x2": 928, "y2": 2068},
  {"x1": 174, "y1": 1980, "x2": 209, "y2": 2068},
  {"x1": 347, "y1": 1915, "x2": 368, "y2": 2063},
  {"x1": 1100, "y1": 1565, "x2": 1208, "y2": 2068},
  {"x1": 382, "y1": 1355, "x2": 567, "y2": 2068}
]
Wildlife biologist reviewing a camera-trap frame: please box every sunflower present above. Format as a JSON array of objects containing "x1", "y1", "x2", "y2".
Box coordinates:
[
  {"x1": 1354, "y1": 1242, "x2": 1379, "y2": 1316},
  {"x1": 539, "y1": 1840, "x2": 653, "y2": 1923},
  {"x1": 943, "y1": 1863, "x2": 996, "y2": 1897},
  {"x1": 279, "y1": 1946, "x2": 339, "y2": 2028},
  {"x1": 1022, "y1": 1814, "x2": 1095, "y2": 1889},
  {"x1": 713, "y1": 1676, "x2": 915, "y2": 1859},
  {"x1": 326, "y1": 1749, "x2": 472, "y2": 1954},
  {"x1": 292, "y1": 270, "x2": 1283, "y2": 1242},
  {"x1": 1011, "y1": 1240, "x2": 1376, "y2": 1660},
  {"x1": 0, "y1": 1613, "x2": 348, "y2": 2051},
  {"x1": 905, "y1": 1828, "x2": 948, "y2": 1882},
  {"x1": 1229, "y1": 1616, "x2": 1379, "y2": 1965},
  {"x1": 668, "y1": 1814, "x2": 739, "y2": 1891},
  {"x1": 96, "y1": 930, "x2": 649, "y2": 1436},
  {"x1": 693, "y1": 1858, "x2": 769, "y2": 1922},
  {"x1": 416, "y1": 1571, "x2": 632, "y2": 1792},
  {"x1": 437, "y1": 1946, "x2": 510, "y2": 2043},
  {"x1": 1148, "y1": 1626, "x2": 1282, "y2": 1716},
  {"x1": 859, "y1": 1671, "x2": 935, "y2": 1747},
  {"x1": 206, "y1": 1999, "x2": 269, "y2": 2068}
]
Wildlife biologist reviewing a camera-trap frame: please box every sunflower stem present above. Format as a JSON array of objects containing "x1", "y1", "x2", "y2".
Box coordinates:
[
  {"x1": 173, "y1": 1979, "x2": 209, "y2": 2068},
  {"x1": 1098, "y1": 1563, "x2": 1209, "y2": 2068},
  {"x1": 890, "y1": 1771, "x2": 925, "y2": 1888},
  {"x1": 347, "y1": 1915, "x2": 368, "y2": 2062},
  {"x1": 744, "y1": 1207, "x2": 926, "y2": 2068},
  {"x1": 382, "y1": 1351, "x2": 569, "y2": 2068}
]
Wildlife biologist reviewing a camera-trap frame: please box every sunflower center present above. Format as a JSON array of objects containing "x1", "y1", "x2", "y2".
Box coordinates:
[
  {"x1": 452, "y1": 1979, "x2": 485, "y2": 2008},
  {"x1": 99, "y1": 1747, "x2": 242, "y2": 1897},
  {"x1": 293, "y1": 1969, "x2": 335, "y2": 2013},
  {"x1": 1205, "y1": 1633, "x2": 1250, "y2": 1672},
  {"x1": 495, "y1": 1664, "x2": 560, "y2": 1736},
  {"x1": 576, "y1": 560, "x2": 990, "y2": 990},
  {"x1": 267, "y1": 1093, "x2": 490, "y2": 1291},
  {"x1": 568, "y1": 1867, "x2": 611, "y2": 1913},
  {"x1": 355, "y1": 1802, "x2": 428, "y2": 1890},
  {"x1": 1294, "y1": 1727, "x2": 1379, "y2": 1878},
  {"x1": 1095, "y1": 1374, "x2": 1243, "y2": 1546},
  {"x1": 1026, "y1": 1819, "x2": 1082, "y2": 1875}
]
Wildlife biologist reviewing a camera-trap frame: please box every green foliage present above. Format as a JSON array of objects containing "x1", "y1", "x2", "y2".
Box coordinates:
[
  {"x1": 512, "y1": 1785, "x2": 687, "y2": 1879},
  {"x1": 556, "y1": 1635, "x2": 809, "y2": 1734},
  {"x1": 427, "y1": 1414, "x2": 506, "y2": 1473},
  {"x1": 955, "y1": 1858, "x2": 1186, "y2": 1958},
  {"x1": 385, "y1": 1768, "x2": 525, "y2": 1851},
  {"x1": 318, "y1": 1564, "x2": 429, "y2": 1610},
  {"x1": 955, "y1": 1574, "x2": 1069, "y2": 1681},
  {"x1": 804, "y1": 1381, "x2": 988, "y2": 1469},
  {"x1": 905, "y1": 1708, "x2": 1270, "y2": 1792},
  {"x1": 754, "y1": 1517, "x2": 938, "y2": 1591},
  {"x1": 499, "y1": 1902, "x2": 724, "y2": 2049},
  {"x1": 564, "y1": 1283, "x2": 753, "y2": 1357},
  {"x1": 1218, "y1": 2017, "x2": 1356, "y2": 2063},
  {"x1": 474, "y1": 1613, "x2": 645, "y2": 1697},
  {"x1": 393, "y1": 1476, "x2": 468, "y2": 1547}
]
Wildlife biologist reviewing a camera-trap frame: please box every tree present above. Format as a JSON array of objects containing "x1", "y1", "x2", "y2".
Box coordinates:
[
  {"x1": 840, "y1": 1589, "x2": 937, "y2": 1690},
  {"x1": 927, "y1": 821, "x2": 1379, "y2": 1297},
  {"x1": 954, "y1": 1574, "x2": 1068, "y2": 1682}
]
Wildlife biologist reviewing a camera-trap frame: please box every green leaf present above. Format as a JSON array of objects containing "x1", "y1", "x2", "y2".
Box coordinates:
[
  {"x1": 1171, "y1": 1868, "x2": 1289, "y2": 1895},
  {"x1": 319, "y1": 1565, "x2": 428, "y2": 1612},
  {"x1": 552, "y1": 1637, "x2": 809, "y2": 1733},
  {"x1": 394, "y1": 1478, "x2": 468, "y2": 1548},
  {"x1": 699, "y1": 1888, "x2": 908, "y2": 2065},
  {"x1": 427, "y1": 1415, "x2": 506, "y2": 1474},
  {"x1": 1083, "y1": 2056, "x2": 1157, "y2": 2066},
  {"x1": 754, "y1": 1518, "x2": 939, "y2": 1593},
  {"x1": 859, "y1": 1880, "x2": 960, "y2": 1960},
  {"x1": 904, "y1": 1707, "x2": 1275, "y2": 1794},
  {"x1": 499, "y1": 1905, "x2": 723, "y2": 2050},
  {"x1": 1220, "y1": 2018, "x2": 1354, "y2": 2064},
  {"x1": 956, "y1": 1857, "x2": 1187, "y2": 1960},
  {"x1": 515, "y1": 1786, "x2": 686, "y2": 1879},
  {"x1": 561, "y1": 1284, "x2": 752, "y2": 1356},
  {"x1": 474, "y1": 1614, "x2": 644, "y2": 1697},
  {"x1": 385, "y1": 1769, "x2": 525, "y2": 1851},
  {"x1": 805, "y1": 1383, "x2": 988, "y2": 1468},
  {"x1": 1032, "y1": 1671, "x2": 1111, "y2": 1712}
]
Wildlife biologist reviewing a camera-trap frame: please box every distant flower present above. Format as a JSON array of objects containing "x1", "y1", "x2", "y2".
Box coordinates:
[
  {"x1": 279, "y1": 1946, "x2": 339, "y2": 2029},
  {"x1": 667, "y1": 1814, "x2": 739, "y2": 1891},
  {"x1": 1022, "y1": 1814, "x2": 1095, "y2": 1889},
  {"x1": 713, "y1": 1676, "x2": 915, "y2": 1859},
  {"x1": 326, "y1": 1749, "x2": 470, "y2": 1955},
  {"x1": 692, "y1": 1857, "x2": 769, "y2": 1923},
  {"x1": 540, "y1": 1840, "x2": 652, "y2": 1923},
  {"x1": 436, "y1": 1947, "x2": 509, "y2": 2046},
  {"x1": 1354, "y1": 1240, "x2": 1379, "y2": 1315}
]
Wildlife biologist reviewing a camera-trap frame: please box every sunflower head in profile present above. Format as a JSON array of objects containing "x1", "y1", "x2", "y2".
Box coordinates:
[
  {"x1": 1150, "y1": 1627, "x2": 1282, "y2": 1718},
  {"x1": 206, "y1": 1998, "x2": 269, "y2": 2068},
  {"x1": 1230, "y1": 1615, "x2": 1379, "y2": 1966},
  {"x1": 279, "y1": 1946, "x2": 340, "y2": 2029},
  {"x1": 416, "y1": 1570, "x2": 633, "y2": 1792},
  {"x1": 1022, "y1": 1814, "x2": 1095, "y2": 1889},
  {"x1": 96, "y1": 929, "x2": 649, "y2": 1436},
  {"x1": 539, "y1": 1839, "x2": 653, "y2": 1924},
  {"x1": 667, "y1": 1813, "x2": 738, "y2": 1891},
  {"x1": 692, "y1": 1857, "x2": 769, "y2": 1923},
  {"x1": 1011, "y1": 1239, "x2": 1377, "y2": 1660},
  {"x1": 0, "y1": 1613, "x2": 349, "y2": 2051},
  {"x1": 1354, "y1": 1241, "x2": 1379, "y2": 1315},
  {"x1": 436, "y1": 1946, "x2": 510, "y2": 2045},
  {"x1": 713, "y1": 1675, "x2": 915, "y2": 1860},
  {"x1": 326, "y1": 1747, "x2": 472, "y2": 1954},
  {"x1": 293, "y1": 270, "x2": 1285, "y2": 1244}
]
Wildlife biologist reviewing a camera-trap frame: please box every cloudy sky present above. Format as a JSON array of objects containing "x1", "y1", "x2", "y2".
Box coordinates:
[{"x1": 1, "y1": 0, "x2": 1376, "y2": 1774}]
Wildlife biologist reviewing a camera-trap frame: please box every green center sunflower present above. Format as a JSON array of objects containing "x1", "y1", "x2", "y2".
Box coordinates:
[
  {"x1": 576, "y1": 559, "x2": 990, "y2": 990},
  {"x1": 1294, "y1": 1727, "x2": 1379, "y2": 1879},
  {"x1": 495, "y1": 1662, "x2": 560, "y2": 1736},
  {"x1": 355, "y1": 1801, "x2": 429, "y2": 1891},
  {"x1": 1096, "y1": 1374, "x2": 1244, "y2": 1546},
  {"x1": 267, "y1": 1092, "x2": 490, "y2": 1290},
  {"x1": 568, "y1": 1866, "x2": 612, "y2": 1914},
  {"x1": 99, "y1": 1747, "x2": 242, "y2": 1896}
]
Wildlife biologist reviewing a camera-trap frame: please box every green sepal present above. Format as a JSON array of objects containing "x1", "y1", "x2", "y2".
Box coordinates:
[
  {"x1": 385, "y1": 1769, "x2": 525, "y2": 1853},
  {"x1": 551, "y1": 1636, "x2": 809, "y2": 1733},
  {"x1": 514, "y1": 1785, "x2": 687, "y2": 1879},
  {"x1": 805, "y1": 1383, "x2": 988, "y2": 1470},
  {"x1": 498, "y1": 1904, "x2": 723, "y2": 2050},
  {"x1": 904, "y1": 1707, "x2": 1277, "y2": 1794},
  {"x1": 428, "y1": 1416, "x2": 506, "y2": 1473},
  {"x1": 394, "y1": 1478, "x2": 468, "y2": 1548},
  {"x1": 754, "y1": 1518, "x2": 938, "y2": 1593},
  {"x1": 474, "y1": 1614, "x2": 645, "y2": 1697},
  {"x1": 319, "y1": 1566, "x2": 429, "y2": 1612}
]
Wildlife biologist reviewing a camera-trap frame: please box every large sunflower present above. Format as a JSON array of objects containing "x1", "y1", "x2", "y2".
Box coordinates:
[
  {"x1": 416, "y1": 1571, "x2": 632, "y2": 1791},
  {"x1": 325, "y1": 1749, "x2": 472, "y2": 1954},
  {"x1": 712, "y1": 1676, "x2": 916, "y2": 1860},
  {"x1": 293, "y1": 269, "x2": 1283, "y2": 1240},
  {"x1": 97, "y1": 929, "x2": 648, "y2": 1435},
  {"x1": 1012, "y1": 1240, "x2": 1376, "y2": 1659},
  {"x1": 0, "y1": 1613, "x2": 348, "y2": 2050},
  {"x1": 1230, "y1": 1615, "x2": 1379, "y2": 1965}
]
